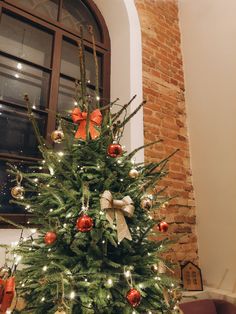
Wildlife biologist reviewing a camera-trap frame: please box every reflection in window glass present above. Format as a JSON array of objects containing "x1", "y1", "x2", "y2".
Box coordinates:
[
  {"x1": 61, "y1": 0, "x2": 101, "y2": 41},
  {"x1": 61, "y1": 39, "x2": 102, "y2": 87},
  {"x1": 58, "y1": 77, "x2": 98, "y2": 115},
  {"x1": 0, "y1": 13, "x2": 53, "y2": 68},
  {"x1": 8, "y1": 0, "x2": 59, "y2": 21},
  {"x1": 0, "y1": 104, "x2": 46, "y2": 157},
  {"x1": 0, "y1": 55, "x2": 50, "y2": 109}
]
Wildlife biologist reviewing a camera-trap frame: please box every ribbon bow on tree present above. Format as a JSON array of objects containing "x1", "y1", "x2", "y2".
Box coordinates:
[
  {"x1": 100, "y1": 190, "x2": 135, "y2": 243},
  {"x1": 71, "y1": 108, "x2": 102, "y2": 140}
]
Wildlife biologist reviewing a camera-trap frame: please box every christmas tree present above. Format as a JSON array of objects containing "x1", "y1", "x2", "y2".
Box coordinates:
[{"x1": 0, "y1": 28, "x2": 181, "y2": 314}]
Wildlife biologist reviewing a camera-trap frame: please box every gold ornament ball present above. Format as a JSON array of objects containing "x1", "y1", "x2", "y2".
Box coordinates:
[
  {"x1": 129, "y1": 168, "x2": 139, "y2": 178},
  {"x1": 55, "y1": 308, "x2": 66, "y2": 314},
  {"x1": 141, "y1": 197, "x2": 152, "y2": 210},
  {"x1": 51, "y1": 129, "x2": 64, "y2": 143},
  {"x1": 11, "y1": 185, "x2": 25, "y2": 199}
]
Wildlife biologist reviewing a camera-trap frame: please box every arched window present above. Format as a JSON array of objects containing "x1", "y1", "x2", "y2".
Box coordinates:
[{"x1": 0, "y1": 0, "x2": 110, "y2": 224}]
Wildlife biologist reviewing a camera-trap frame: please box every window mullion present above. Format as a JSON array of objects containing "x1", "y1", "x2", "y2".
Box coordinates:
[
  {"x1": 47, "y1": 30, "x2": 62, "y2": 140},
  {"x1": 58, "y1": 0, "x2": 63, "y2": 22}
]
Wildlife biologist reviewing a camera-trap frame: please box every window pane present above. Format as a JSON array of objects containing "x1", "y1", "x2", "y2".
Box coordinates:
[
  {"x1": 7, "y1": 0, "x2": 59, "y2": 21},
  {"x1": 61, "y1": 39, "x2": 102, "y2": 87},
  {"x1": 0, "y1": 13, "x2": 53, "y2": 68},
  {"x1": 0, "y1": 55, "x2": 50, "y2": 109},
  {"x1": 0, "y1": 104, "x2": 46, "y2": 157},
  {"x1": 61, "y1": 0, "x2": 101, "y2": 42},
  {"x1": 0, "y1": 160, "x2": 31, "y2": 214},
  {"x1": 58, "y1": 77, "x2": 99, "y2": 115}
]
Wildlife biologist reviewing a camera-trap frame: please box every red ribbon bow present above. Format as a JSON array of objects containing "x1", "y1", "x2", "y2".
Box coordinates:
[
  {"x1": 71, "y1": 108, "x2": 102, "y2": 140},
  {"x1": 0, "y1": 277, "x2": 15, "y2": 313}
]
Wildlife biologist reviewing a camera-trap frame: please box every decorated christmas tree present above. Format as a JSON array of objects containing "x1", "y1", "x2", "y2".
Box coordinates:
[{"x1": 0, "y1": 28, "x2": 181, "y2": 314}]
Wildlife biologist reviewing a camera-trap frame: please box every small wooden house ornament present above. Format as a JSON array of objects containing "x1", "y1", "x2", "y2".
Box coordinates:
[{"x1": 181, "y1": 261, "x2": 203, "y2": 291}]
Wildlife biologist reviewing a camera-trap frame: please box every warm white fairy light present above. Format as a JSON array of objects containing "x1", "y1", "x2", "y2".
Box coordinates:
[
  {"x1": 14, "y1": 73, "x2": 19, "y2": 78},
  {"x1": 38, "y1": 193, "x2": 41, "y2": 196},
  {"x1": 136, "y1": 226, "x2": 140, "y2": 231},
  {"x1": 120, "y1": 178, "x2": 124, "y2": 182},
  {"x1": 42, "y1": 160, "x2": 46, "y2": 164},
  {"x1": 41, "y1": 297, "x2": 45, "y2": 302},
  {"x1": 57, "y1": 151, "x2": 64, "y2": 157},
  {"x1": 42, "y1": 266, "x2": 48, "y2": 272},
  {"x1": 132, "y1": 311, "x2": 136, "y2": 314},
  {"x1": 96, "y1": 96, "x2": 100, "y2": 101},
  {"x1": 63, "y1": 223, "x2": 67, "y2": 228},
  {"x1": 49, "y1": 208, "x2": 53, "y2": 212},
  {"x1": 102, "y1": 240, "x2": 105, "y2": 244},
  {"x1": 74, "y1": 101, "x2": 78, "y2": 106},
  {"x1": 139, "y1": 283, "x2": 143, "y2": 289},
  {"x1": 17, "y1": 63, "x2": 22, "y2": 70},
  {"x1": 84, "y1": 278, "x2": 88, "y2": 282},
  {"x1": 155, "y1": 276, "x2": 161, "y2": 281},
  {"x1": 124, "y1": 270, "x2": 131, "y2": 278},
  {"x1": 148, "y1": 311, "x2": 152, "y2": 314},
  {"x1": 107, "y1": 294, "x2": 111, "y2": 299},
  {"x1": 171, "y1": 283, "x2": 175, "y2": 287},
  {"x1": 153, "y1": 264, "x2": 158, "y2": 271},
  {"x1": 26, "y1": 205, "x2": 30, "y2": 209},
  {"x1": 30, "y1": 228, "x2": 37, "y2": 234},
  {"x1": 46, "y1": 184, "x2": 50, "y2": 187},
  {"x1": 147, "y1": 252, "x2": 151, "y2": 256},
  {"x1": 21, "y1": 283, "x2": 25, "y2": 287},
  {"x1": 107, "y1": 278, "x2": 113, "y2": 287},
  {"x1": 39, "y1": 166, "x2": 43, "y2": 170},
  {"x1": 6, "y1": 310, "x2": 11, "y2": 314},
  {"x1": 66, "y1": 212, "x2": 72, "y2": 218},
  {"x1": 48, "y1": 248, "x2": 51, "y2": 252},
  {"x1": 70, "y1": 291, "x2": 75, "y2": 299}
]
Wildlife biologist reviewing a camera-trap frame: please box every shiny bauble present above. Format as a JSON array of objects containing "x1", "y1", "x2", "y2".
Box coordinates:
[
  {"x1": 76, "y1": 214, "x2": 93, "y2": 232},
  {"x1": 158, "y1": 221, "x2": 169, "y2": 232},
  {"x1": 11, "y1": 185, "x2": 25, "y2": 200},
  {"x1": 44, "y1": 231, "x2": 57, "y2": 245},
  {"x1": 107, "y1": 143, "x2": 123, "y2": 158},
  {"x1": 126, "y1": 288, "x2": 141, "y2": 308},
  {"x1": 51, "y1": 129, "x2": 64, "y2": 143},
  {"x1": 54, "y1": 307, "x2": 66, "y2": 314},
  {"x1": 129, "y1": 168, "x2": 139, "y2": 179},
  {"x1": 140, "y1": 197, "x2": 152, "y2": 210}
]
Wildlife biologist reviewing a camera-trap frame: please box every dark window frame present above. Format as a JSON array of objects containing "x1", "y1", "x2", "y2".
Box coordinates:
[{"x1": 0, "y1": 0, "x2": 111, "y2": 227}]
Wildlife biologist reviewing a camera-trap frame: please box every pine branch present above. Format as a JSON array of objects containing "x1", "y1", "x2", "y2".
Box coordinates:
[
  {"x1": 127, "y1": 139, "x2": 163, "y2": 159},
  {"x1": 0, "y1": 216, "x2": 25, "y2": 229},
  {"x1": 24, "y1": 94, "x2": 45, "y2": 148},
  {"x1": 112, "y1": 95, "x2": 137, "y2": 122},
  {"x1": 116, "y1": 100, "x2": 146, "y2": 128}
]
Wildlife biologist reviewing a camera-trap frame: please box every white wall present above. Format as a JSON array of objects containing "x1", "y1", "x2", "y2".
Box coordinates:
[
  {"x1": 179, "y1": 0, "x2": 236, "y2": 292},
  {"x1": 0, "y1": 0, "x2": 144, "y2": 265}
]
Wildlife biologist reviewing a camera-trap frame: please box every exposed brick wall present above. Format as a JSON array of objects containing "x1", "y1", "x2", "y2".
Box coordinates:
[{"x1": 135, "y1": 0, "x2": 198, "y2": 265}]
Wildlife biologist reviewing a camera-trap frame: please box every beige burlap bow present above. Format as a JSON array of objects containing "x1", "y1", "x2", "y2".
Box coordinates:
[{"x1": 100, "y1": 190, "x2": 135, "y2": 243}]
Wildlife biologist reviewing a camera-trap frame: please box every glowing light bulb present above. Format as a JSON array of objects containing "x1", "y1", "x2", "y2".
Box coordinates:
[
  {"x1": 124, "y1": 270, "x2": 131, "y2": 278},
  {"x1": 41, "y1": 297, "x2": 45, "y2": 302},
  {"x1": 30, "y1": 229, "x2": 37, "y2": 234},
  {"x1": 17, "y1": 63, "x2": 22, "y2": 70},
  {"x1": 107, "y1": 278, "x2": 113, "y2": 286},
  {"x1": 42, "y1": 266, "x2": 48, "y2": 272},
  {"x1": 14, "y1": 73, "x2": 19, "y2": 79},
  {"x1": 70, "y1": 291, "x2": 75, "y2": 299}
]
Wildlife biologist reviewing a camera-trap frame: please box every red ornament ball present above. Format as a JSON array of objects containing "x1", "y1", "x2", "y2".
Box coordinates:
[
  {"x1": 44, "y1": 231, "x2": 57, "y2": 245},
  {"x1": 107, "y1": 143, "x2": 123, "y2": 158},
  {"x1": 126, "y1": 288, "x2": 141, "y2": 308},
  {"x1": 76, "y1": 214, "x2": 93, "y2": 232},
  {"x1": 158, "y1": 221, "x2": 169, "y2": 232}
]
